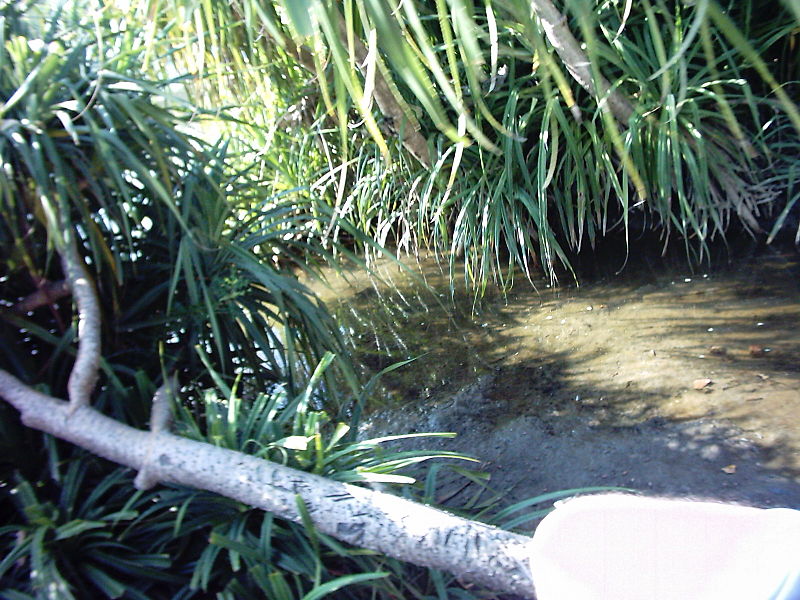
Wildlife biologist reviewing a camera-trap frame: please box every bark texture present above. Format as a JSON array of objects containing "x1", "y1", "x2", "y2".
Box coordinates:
[
  {"x1": 0, "y1": 369, "x2": 537, "y2": 596},
  {"x1": 531, "y1": 0, "x2": 634, "y2": 124},
  {"x1": 60, "y1": 237, "x2": 101, "y2": 410}
]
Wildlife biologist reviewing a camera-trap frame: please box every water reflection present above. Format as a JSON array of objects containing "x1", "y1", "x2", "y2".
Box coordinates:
[{"x1": 307, "y1": 248, "x2": 800, "y2": 481}]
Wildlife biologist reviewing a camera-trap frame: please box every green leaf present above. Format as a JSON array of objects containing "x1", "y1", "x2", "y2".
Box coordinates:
[
  {"x1": 54, "y1": 520, "x2": 107, "y2": 540},
  {"x1": 301, "y1": 572, "x2": 389, "y2": 600},
  {"x1": 284, "y1": 0, "x2": 316, "y2": 38},
  {"x1": 81, "y1": 564, "x2": 127, "y2": 598}
]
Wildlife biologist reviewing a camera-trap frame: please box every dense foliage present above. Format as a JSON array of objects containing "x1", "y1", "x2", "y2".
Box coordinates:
[
  {"x1": 0, "y1": 4, "x2": 361, "y2": 398},
  {"x1": 0, "y1": 5, "x2": 427, "y2": 598},
  {"x1": 1, "y1": 0, "x2": 799, "y2": 597},
  {"x1": 0, "y1": 4, "x2": 536, "y2": 598},
  {"x1": 150, "y1": 0, "x2": 800, "y2": 287}
]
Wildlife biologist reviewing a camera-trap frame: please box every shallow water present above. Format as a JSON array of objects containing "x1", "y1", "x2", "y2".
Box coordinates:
[{"x1": 306, "y1": 246, "x2": 800, "y2": 507}]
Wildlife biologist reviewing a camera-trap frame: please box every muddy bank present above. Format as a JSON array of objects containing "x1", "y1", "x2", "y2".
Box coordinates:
[
  {"x1": 359, "y1": 374, "x2": 800, "y2": 527},
  {"x1": 308, "y1": 246, "x2": 800, "y2": 518}
]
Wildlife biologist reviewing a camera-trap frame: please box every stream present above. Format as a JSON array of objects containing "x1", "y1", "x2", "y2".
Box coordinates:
[{"x1": 306, "y1": 245, "x2": 800, "y2": 525}]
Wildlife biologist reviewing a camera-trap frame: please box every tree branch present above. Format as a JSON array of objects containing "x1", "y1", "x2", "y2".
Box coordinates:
[
  {"x1": 531, "y1": 0, "x2": 634, "y2": 124},
  {"x1": 252, "y1": 9, "x2": 432, "y2": 167},
  {"x1": 0, "y1": 368, "x2": 538, "y2": 597},
  {"x1": 134, "y1": 375, "x2": 177, "y2": 490},
  {"x1": 60, "y1": 235, "x2": 101, "y2": 411},
  {"x1": 334, "y1": 13, "x2": 432, "y2": 167},
  {"x1": 0, "y1": 240, "x2": 539, "y2": 598},
  {"x1": 11, "y1": 279, "x2": 70, "y2": 314}
]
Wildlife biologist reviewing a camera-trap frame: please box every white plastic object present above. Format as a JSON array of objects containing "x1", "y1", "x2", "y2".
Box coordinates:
[{"x1": 528, "y1": 494, "x2": 800, "y2": 600}]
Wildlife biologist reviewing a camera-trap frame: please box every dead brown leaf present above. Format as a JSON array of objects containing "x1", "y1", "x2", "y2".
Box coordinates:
[{"x1": 693, "y1": 378, "x2": 713, "y2": 390}]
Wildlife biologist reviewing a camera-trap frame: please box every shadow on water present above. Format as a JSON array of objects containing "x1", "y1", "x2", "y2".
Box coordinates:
[{"x1": 307, "y1": 242, "x2": 800, "y2": 514}]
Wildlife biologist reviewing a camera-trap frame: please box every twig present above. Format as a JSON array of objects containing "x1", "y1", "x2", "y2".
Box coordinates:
[{"x1": 11, "y1": 279, "x2": 71, "y2": 314}]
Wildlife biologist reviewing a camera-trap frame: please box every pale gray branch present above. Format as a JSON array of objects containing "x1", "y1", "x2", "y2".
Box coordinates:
[
  {"x1": 0, "y1": 368, "x2": 538, "y2": 597},
  {"x1": 2, "y1": 231, "x2": 539, "y2": 596},
  {"x1": 531, "y1": 0, "x2": 634, "y2": 124},
  {"x1": 61, "y1": 235, "x2": 101, "y2": 411},
  {"x1": 134, "y1": 375, "x2": 177, "y2": 490},
  {"x1": 148, "y1": 374, "x2": 176, "y2": 434}
]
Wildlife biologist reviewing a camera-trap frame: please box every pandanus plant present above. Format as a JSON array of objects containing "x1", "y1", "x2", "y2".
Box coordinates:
[
  {"x1": 139, "y1": 0, "x2": 800, "y2": 288},
  {"x1": 0, "y1": 2, "x2": 358, "y2": 403}
]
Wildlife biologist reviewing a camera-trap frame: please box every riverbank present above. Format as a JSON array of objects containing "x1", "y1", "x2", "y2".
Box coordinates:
[{"x1": 308, "y1": 245, "x2": 800, "y2": 521}]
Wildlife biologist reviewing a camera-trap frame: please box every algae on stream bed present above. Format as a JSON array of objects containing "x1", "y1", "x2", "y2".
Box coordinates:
[{"x1": 306, "y1": 247, "x2": 800, "y2": 520}]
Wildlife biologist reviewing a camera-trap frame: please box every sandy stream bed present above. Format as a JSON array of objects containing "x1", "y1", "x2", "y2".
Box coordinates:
[{"x1": 306, "y1": 247, "x2": 800, "y2": 524}]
